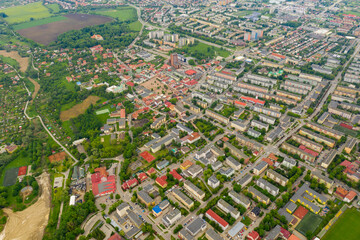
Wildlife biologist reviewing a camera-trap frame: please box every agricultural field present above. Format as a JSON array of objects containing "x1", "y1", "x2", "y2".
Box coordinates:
[
  {"x1": 295, "y1": 212, "x2": 323, "y2": 236},
  {"x1": 60, "y1": 95, "x2": 101, "y2": 121},
  {"x1": 93, "y1": 6, "x2": 137, "y2": 21},
  {"x1": 45, "y1": 3, "x2": 61, "y2": 13},
  {"x1": 1, "y1": 2, "x2": 53, "y2": 24},
  {"x1": 17, "y1": 14, "x2": 112, "y2": 45},
  {"x1": 13, "y1": 16, "x2": 68, "y2": 30},
  {"x1": 322, "y1": 208, "x2": 360, "y2": 240}
]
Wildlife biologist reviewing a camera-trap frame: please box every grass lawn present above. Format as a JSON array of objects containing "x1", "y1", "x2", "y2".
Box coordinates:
[
  {"x1": 2, "y1": 2, "x2": 53, "y2": 24},
  {"x1": 342, "y1": 11, "x2": 360, "y2": 17},
  {"x1": 295, "y1": 212, "x2": 323, "y2": 236},
  {"x1": 235, "y1": 10, "x2": 253, "y2": 17},
  {"x1": 46, "y1": 3, "x2": 61, "y2": 13},
  {"x1": 0, "y1": 155, "x2": 30, "y2": 186},
  {"x1": 0, "y1": 55, "x2": 20, "y2": 68},
  {"x1": 241, "y1": 216, "x2": 252, "y2": 226},
  {"x1": 93, "y1": 6, "x2": 137, "y2": 21},
  {"x1": 129, "y1": 20, "x2": 142, "y2": 31},
  {"x1": 13, "y1": 16, "x2": 67, "y2": 30},
  {"x1": 322, "y1": 208, "x2": 360, "y2": 240},
  {"x1": 181, "y1": 42, "x2": 231, "y2": 58}
]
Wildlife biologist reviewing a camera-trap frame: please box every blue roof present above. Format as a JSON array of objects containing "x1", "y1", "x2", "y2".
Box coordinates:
[{"x1": 152, "y1": 205, "x2": 162, "y2": 214}]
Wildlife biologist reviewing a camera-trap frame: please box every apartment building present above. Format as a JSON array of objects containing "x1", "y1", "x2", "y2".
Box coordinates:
[
  {"x1": 173, "y1": 188, "x2": 194, "y2": 209},
  {"x1": 310, "y1": 171, "x2": 334, "y2": 189},
  {"x1": 206, "y1": 209, "x2": 229, "y2": 231},
  {"x1": 253, "y1": 161, "x2": 268, "y2": 175},
  {"x1": 309, "y1": 118, "x2": 345, "y2": 140},
  {"x1": 162, "y1": 209, "x2": 181, "y2": 227},
  {"x1": 253, "y1": 105, "x2": 282, "y2": 118},
  {"x1": 215, "y1": 70, "x2": 237, "y2": 81},
  {"x1": 256, "y1": 178, "x2": 279, "y2": 196},
  {"x1": 251, "y1": 120, "x2": 269, "y2": 131},
  {"x1": 281, "y1": 142, "x2": 316, "y2": 162},
  {"x1": 205, "y1": 109, "x2": 229, "y2": 124},
  {"x1": 328, "y1": 101, "x2": 352, "y2": 119},
  {"x1": 265, "y1": 94, "x2": 298, "y2": 106},
  {"x1": 266, "y1": 169, "x2": 289, "y2": 187},
  {"x1": 248, "y1": 186, "x2": 270, "y2": 204},
  {"x1": 259, "y1": 114, "x2": 276, "y2": 125},
  {"x1": 184, "y1": 180, "x2": 205, "y2": 200},
  {"x1": 217, "y1": 199, "x2": 240, "y2": 218},
  {"x1": 290, "y1": 183, "x2": 327, "y2": 214},
  {"x1": 226, "y1": 156, "x2": 242, "y2": 170},
  {"x1": 291, "y1": 134, "x2": 323, "y2": 152},
  {"x1": 248, "y1": 128, "x2": 261, "y2": 138},
  {"x1": 231, "y1": 120, "x2": 249, "y2": 132},
  {"x1": 320, "y1": 149, "x2": 337, "y2": 169},
  {"x1": 284, "y1": 80, "x2": 312, "y2": 91},
  {"x1": 138, "y1": 190, "x2": 155, "y2": 207},
  {"x1": 229, "y1": 190, "x2": 251, "y2": 208},
  {"x1": 276, "y1": 90, "x2": 302, "y2": 102},
  {"x1": 299, "y1": 128, "x2": 336, "y2": 148},
  {"x1": 281, "y1": 83, "x2": 309, "y2": 95},
  {"x1": 244, "y1": 74, "x2": 277, "y2": 88},
  {"x1": 151, "y1": 115, "x2": 166, "y2": 129},
  {"x1": 344, "y1": 137, "x2": 357, "y2": 154},
  {"x1": 235, "y1": 133, "x2": 264, "y2": 152},
  {"x1": 223, "y1": 142, "x2": 249, "y2": 161},
  {"x1": 237, "y1": 82, "x2": 269, "y2": 93}
]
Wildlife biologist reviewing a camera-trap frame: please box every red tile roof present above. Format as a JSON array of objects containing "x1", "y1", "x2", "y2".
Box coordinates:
[
  {"x1": 108, "y1": 233, "x2": 122, "y2": 240},
  {"x1": 185, "y1": 69, "x2": 197, "y2": 75},
  {"x1": 18, "y1": 166, "x2": 27, "y2": 176},
  {"x1": 345, "y1": 190, "x2": 357, "y2": 201},
  {"x1": 240, "y1": 96, "x2": 265, "y2": 105},
  {"x1": 206, "y1": 209, "x2": 229, "y2": 228},
  {"x1": 247, "y1": 231, "x2": 259, "y2": 240},
  {"x1": 138, "y1": 172, "x2": 148, "y2": 182},
  {"x1": 147, "y1": 167, "x2": 156, "y2": 176},
  {"x1": 169, "y1": 169, "x2": 183, "y2": 181},
  {"x1": 156, "y1": 175, "x2": 168, "y2": 188}
]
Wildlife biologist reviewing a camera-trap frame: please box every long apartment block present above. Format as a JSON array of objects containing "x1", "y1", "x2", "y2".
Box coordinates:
[
  {"x1": 291, "y1": 134, "x2": 323, "y2": 152},
  {"x1": 281, "y1": 142, "x2": 316, "y2": 162},
  {"x1": 298, "y1": 128, "x2": 336, "y2": 148},
  {"x1": 306, "y1": 122, "x2": 344, "y2": 140}
]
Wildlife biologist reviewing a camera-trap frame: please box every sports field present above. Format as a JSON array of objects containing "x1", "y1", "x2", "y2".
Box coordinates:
[
  {"x1": 322, "y1": 208, "x2": 360, "y2": 240},
  {"x1": 2, "y1": 2, "x2": 53, "y2": 24},
  {"x1": 295, "y1": 211, "x2": 323, "y2": 236},
  {"x1": 93, "y1": 6, "x2": 137, "y2": 21},
  {"x1": 3, "y1": 168, "x2": 19, "y2": 187}
]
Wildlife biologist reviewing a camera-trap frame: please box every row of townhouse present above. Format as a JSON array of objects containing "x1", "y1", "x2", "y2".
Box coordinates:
[
  {"x1": 299, "y1": 128, "x2": 336, "y2": 148},
  {"x1": 205, "y1": 109, "x2": 229, "y2": 124},
  {"x1": 253, "y1": 105, "x2": 282, "y2": 118},
  {"x1": 291, "y1": 134, "x2": 324, "y2": 152},
  {"x1": 281, "y1": 142, "x2": 316, "y2": 162},
  {"x1": 243, "y1": 74, "x2": 277, "y2": 88},
  {"x1": 306, "y1": 122, "x2": 344, "y2": 140}
]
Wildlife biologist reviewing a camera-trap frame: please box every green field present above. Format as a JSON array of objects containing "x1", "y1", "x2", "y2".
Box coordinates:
[
  {"x1": 342, "y1": 11, "x2": 360, "y2": 17},
  {"x1": 182, "y1": 42, "x2": 231, "y2": 58},
  {"x1": 322, "y1": 208, "x2": 360, "y2": 240},
  {"x1": 46, "y1": 3, "x2": 61, "y2": 13},
  {"x1": 2, "y1": 2, "x2": 53, "y2": 24},
  {"x1": 129, "y1": 20, "x2": 142, "y2": 31},
  {"x1": 93, "y1": 6, "x2": 137, "y2": 21},
  {"x1": 13, "y1": 16, "x2": 67, "y2": 30},
  {"x1": 295, "y1": 212, "x2": 323, "y2": 236},
  {"x1": 235, "y1": 10, "x2": 253, "y2": 17}
]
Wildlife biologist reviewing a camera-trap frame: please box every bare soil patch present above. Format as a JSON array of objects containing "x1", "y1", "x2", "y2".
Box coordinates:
[
  {"x1": 28, "y1": 78, "x2": 40, "y2": 102},
  {"x1": 17, "y1": 14, "x2": 112, "y2": 45},
  {"x1": 0, "y1": 172, "x2": 51, "y2": 240},
  {"x1": 60, "y1": 95, "x2": 100, "y2": 121},
  {"x1": 0, "y1": 50, "x2": 29, "y2": 72},
  {"x1": 140, "y1": 77, "x2": 172, "y2": 95}
]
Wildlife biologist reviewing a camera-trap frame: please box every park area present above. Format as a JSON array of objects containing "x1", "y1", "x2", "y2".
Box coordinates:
[
  {"x1": 322, "y1": 208, "x2": 360, "y2": 240},
  {"x1": 16, "y1": 14, "x2": 112, "y2": 45},
  {"x1": 295, "y1": 211, "x2": 323, "y2": 236},
  {"x1": 60, "y1": 95, "x2": 101, "y2": 121}
]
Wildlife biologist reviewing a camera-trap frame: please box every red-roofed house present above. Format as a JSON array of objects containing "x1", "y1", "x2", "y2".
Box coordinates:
[
  {"x1": 140, "y1": 151, "x2": 156, "y2": 163},
  {"x1": 156, "y1": 176, "x2": 168, "y2": 188},
  {"x1": 206, "y1": 209, "x2": 229, "y2": 230},
  {"x1": 147, "y1": 167, "x2": 156, "y2": 176},
  {"x1": 235, "y1": 100, "x2": 247, "y2": 107},
  {"x1": 335, "y1": 187, "x2": 348, "y2": 199},
  {"x1": 247, "y1": 231, "x2": 260, "y2": 240},
  {"x1": 169, "y1": 169, "x2": 183, "y2": 181},
  {"x1": 272, "y1": 52, "x2": 286, "y2": 60},
  {"x1": 344, "y1": 190, "x2": 357, "y2": 203},
  {"x1": 138, "y1": 172, "x2": 148, "y2": 182},
  {"x1": 121, "y1": 178, "x2": 138, "y2": 191},
  {"x1": 240, "y1": 96, "x2": 265, "y2": 105},
  {"x1": 280, "y1": 227, "x2": 291, "y2": 239},
  {"x1": 262, "y1": 158, "x2": 274, "y2": 166},
  {"x1": 108, "y1": 233, "x2": 122, "y2": 240},
  {"x1": 185, "y1": 69, "x2": 197, "y2": 76},
  {"x1": 126, "y1": 81, "x2": 135, "y2": 87},
  {"x1": 120, "y1": 109, "x2": 126, "y2": 118}
]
